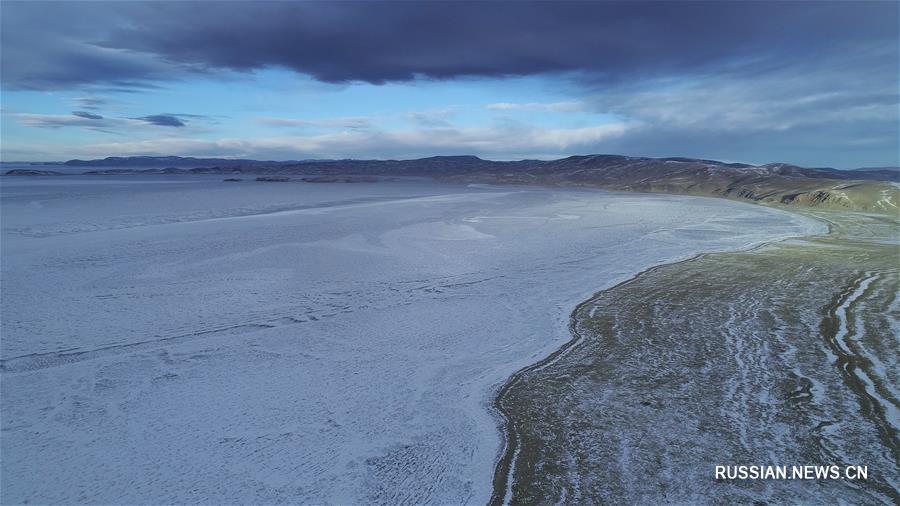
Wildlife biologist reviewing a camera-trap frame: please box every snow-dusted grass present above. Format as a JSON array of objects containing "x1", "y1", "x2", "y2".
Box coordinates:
[
  {"x1": 0, "y1": 176, "x2": 823, "y2": 504},
  {"x1": 495, "y1": 209, "x2": 898, "y2": 504}
]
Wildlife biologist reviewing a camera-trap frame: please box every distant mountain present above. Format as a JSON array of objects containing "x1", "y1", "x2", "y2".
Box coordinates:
[
  {"x1": 63, "y1": 156, "x2": 309, "y2": 168},
  {"x1": 55, "y1": 155, "x2": 899, "y2": 180},
  {"x1": 848, "y1": 167, "x2": 900, "y2": 181},
  {"x1": 759, "y1": 163, "x2": 900, "y2": 182},
  {"x1": 4, "y1": 169, "x2": 65, "y2": 176},
  {"x1": 10, "y1": 154, "x2": 899, "y2": 213}
]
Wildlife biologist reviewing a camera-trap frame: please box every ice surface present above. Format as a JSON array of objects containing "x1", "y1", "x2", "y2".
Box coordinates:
[{"x1": 0, "y1": 176, "x2": 824, "y2": 504}]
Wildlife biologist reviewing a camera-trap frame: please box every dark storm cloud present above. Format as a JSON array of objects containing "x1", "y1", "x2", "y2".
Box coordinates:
[
  {"x1": 133, "y1": 115, "x2": 186, "y2": 127},
  {"x1": 72, "y1": 111, "x2": 103, "y2": 120},
  {"x1": 1, "y1": 1, "x2": 896, "y2": 89},
  {"x1": 0, "y1": 1, "x2": 172, "y2": 91}
]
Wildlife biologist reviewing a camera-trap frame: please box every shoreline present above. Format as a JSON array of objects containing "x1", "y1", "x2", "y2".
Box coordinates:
[
  {"x1": 488, "y1": 203, "x2": 898, "y2": 503},
  {"x1": 487, "y1": 203, "x2": 836, "y2": 505}
]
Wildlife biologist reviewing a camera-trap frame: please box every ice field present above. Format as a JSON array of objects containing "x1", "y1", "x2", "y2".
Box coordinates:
[{"x1": 0, "y1": 175, "x2": 824, "y2": 504}]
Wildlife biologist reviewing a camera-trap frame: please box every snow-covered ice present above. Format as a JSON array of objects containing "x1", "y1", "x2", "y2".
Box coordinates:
[{"x1": 0, "y1": 176, "x2": 824, "y2": 504}]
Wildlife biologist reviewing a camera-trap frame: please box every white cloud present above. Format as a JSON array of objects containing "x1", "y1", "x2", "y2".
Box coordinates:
[
  {"x1": 37, "y1": 121, "x2": 631, "y2": 160},
  {"x1": 256, "y1": 117, "x2": 372, "y2": 129},
  {"x1": 593, "y1": 70, "x2": 898, "y2": 133},
  {"x1": 486, "y1": 101, "x2": 586, "y2": 112},
  {"x1": 403, "y1": 107, "x2": 458, "y2": 127}
]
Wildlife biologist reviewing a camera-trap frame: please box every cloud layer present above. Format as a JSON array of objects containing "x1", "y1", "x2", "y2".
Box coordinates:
[
  {"x1": 1, "y1": 1, "x2": 896, "y2": 167},
  {"x1": 2, "y1": 2, "x2": 896, "y2": 89},
  {"x1": 56, "y1": 121, "x2": 631, "y2": 161}
]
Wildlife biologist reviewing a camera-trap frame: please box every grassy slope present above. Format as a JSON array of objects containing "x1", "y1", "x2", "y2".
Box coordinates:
[
  {"x1": 492, "y1": 208, "x2": 899, "y2": 504},
  {"x1": 450, "y1": 164, "x2": 900, "y2": 214}
]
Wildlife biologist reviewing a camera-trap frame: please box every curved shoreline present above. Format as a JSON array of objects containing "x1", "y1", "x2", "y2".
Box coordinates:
[{"x1": 487, "y1": 207, "x2": 831, "y2": 505}]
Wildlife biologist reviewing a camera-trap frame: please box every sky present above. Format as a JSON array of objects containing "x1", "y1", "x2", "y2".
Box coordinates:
[{"x1": 1, "y1": 1, "x2": 897, "y2": 168}]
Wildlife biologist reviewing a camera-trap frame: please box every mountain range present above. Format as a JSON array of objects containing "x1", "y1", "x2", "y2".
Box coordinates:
[{"x1": 7, "y1": 155, "x2": 899, "y2": 213}]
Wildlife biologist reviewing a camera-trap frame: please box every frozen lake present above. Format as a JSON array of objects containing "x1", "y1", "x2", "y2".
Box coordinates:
[{"x1": 0, "y1": 176, "x2": 824, "y2": 504}]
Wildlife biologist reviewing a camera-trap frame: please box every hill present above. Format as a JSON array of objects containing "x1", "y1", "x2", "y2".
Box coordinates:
[{"x1": 10, "y1": 154, "x2": 900, "y2": 213}]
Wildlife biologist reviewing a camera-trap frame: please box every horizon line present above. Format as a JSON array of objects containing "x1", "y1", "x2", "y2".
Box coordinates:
[{"x1": 4, "y1": 153, "x2": 898, "y2": 171}]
